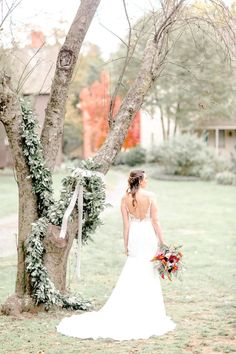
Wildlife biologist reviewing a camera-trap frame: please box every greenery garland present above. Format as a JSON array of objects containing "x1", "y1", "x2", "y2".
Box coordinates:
[
  {"x1": 21, "y1": 100, "x2": 107, "y2": 310},
  {"x1": 21, "y1": 102, "x2": 54, "y2": 216}
]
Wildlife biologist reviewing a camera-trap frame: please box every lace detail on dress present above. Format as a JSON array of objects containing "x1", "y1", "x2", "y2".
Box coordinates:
[{"x1": 126, "y1": 200, "x2": 152, "y2": 222}]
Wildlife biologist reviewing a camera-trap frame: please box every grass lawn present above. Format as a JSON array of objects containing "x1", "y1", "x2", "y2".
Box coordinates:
[
  {"x1": 0, "y1": 170, "x2": 18, "y2": 218},
  {"x1": 0, "y1": 170, "x2": 68, "y2": 218},
  {"x1": 0, "y1": 167, "x2": 235, "y2": 354}
]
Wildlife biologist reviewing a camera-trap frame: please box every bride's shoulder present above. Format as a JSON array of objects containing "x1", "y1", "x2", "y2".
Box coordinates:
[
  {"x1": 121, "y1": 192, "x2": 129, "y2": 203},
  {"x1": 142, "y1": 190, "x2": 155, "y2": 198},
  {"x1": 142, "y1": 190, "x2": 157, "y2": 203}
]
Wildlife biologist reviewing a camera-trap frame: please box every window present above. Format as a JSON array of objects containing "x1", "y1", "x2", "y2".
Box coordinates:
[
  {"x1": 203, "y1": 130, "x2": 209, "y2": 144},
  {"x1": 219, "y1": 130, "x2": 225, "y2": 148}
]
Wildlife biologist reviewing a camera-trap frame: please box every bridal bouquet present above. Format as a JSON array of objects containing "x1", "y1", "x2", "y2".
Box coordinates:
[{"x1": 151, "y1": 244, "x2": 184, "y2": 281}]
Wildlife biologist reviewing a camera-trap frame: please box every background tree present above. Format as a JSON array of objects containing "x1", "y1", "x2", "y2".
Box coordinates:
[
  {"x1": 110, "y1": 3, "x2": 236, "y2": 140},
  {"x1": 64, "y1": 43, "x2": 105, "y2": 158},
  {"x1": 79, "y1": 71, "x2": 141, "y2": 157}
]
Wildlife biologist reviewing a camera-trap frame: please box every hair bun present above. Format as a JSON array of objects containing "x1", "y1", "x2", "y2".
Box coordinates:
[{"x1": 126, "y1": 170, "x2": 145, "y2": 207}]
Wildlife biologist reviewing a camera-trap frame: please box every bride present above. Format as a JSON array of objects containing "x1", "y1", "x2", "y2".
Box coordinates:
[{"x1": 57, "y1": 170, "x2": 176, "y2": 340}]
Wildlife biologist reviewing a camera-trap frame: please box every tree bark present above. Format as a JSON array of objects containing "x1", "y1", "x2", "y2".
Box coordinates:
[
  {"x1": 0, "y1": 77, "x2": 38, "y2": 297},
  {"x1": 0, "y1": 80, "x2": 82, "y2": 314},
  {"x1": 43, "y1": 211, "x2": 78, "y2": 293},
  {"x1": 41, "y1": 0, "x2": 101, "y2": 172}
]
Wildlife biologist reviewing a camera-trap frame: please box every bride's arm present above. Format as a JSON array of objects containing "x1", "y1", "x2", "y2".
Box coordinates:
[
  {"x1": 150, "y1": 195, "x2": 166, "y2": 247},
  {"x1": 120, "y1": 196, "x2": 130, "y2": 256}
]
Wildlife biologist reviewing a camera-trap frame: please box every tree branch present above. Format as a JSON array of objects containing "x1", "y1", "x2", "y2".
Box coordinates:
[
  {"x1": 92, "y1": 38, "x2": 171, "y2": 172},
  {"x1": 40, "y1": 0, "x2": 101, "y2": 171}
]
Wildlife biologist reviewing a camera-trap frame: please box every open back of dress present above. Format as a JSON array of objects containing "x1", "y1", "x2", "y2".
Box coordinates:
[{"x1": 125, "y1": 193, "x2": 152, "y2": 221}]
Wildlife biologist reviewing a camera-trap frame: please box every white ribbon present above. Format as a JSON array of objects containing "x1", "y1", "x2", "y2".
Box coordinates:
[
  {"x1": 71, "y1": 167, "x2": 105, "y2": 181},
  {"x1": 59, "y1": 167, "x2": 105, "y2": 280}
]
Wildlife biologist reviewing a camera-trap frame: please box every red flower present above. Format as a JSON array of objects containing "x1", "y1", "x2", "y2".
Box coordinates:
[
  {"x1": 169, "y1": 255, "x2": 178, "y2": 262},
  {"x1": 150, "y1": 253, "x2": 165, "y2": 262},
  {"x1": 161, "y1": 274, "x2": 165, "y2": 279},
  {"x1": 157, "y1": 253, "x2": 165, "y2": 260}
]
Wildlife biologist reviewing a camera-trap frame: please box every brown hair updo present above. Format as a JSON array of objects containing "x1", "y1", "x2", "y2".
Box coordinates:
[{"x1": 126, "y1": 170, "x2": 145, "y2": 208}]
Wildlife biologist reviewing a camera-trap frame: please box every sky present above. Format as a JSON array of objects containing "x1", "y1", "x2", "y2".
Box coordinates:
[
  {"x1": 1, "y1": 0, "x2": 234, "y2": 58},
  {"x1": 2, "y1": 0, "x2": 159, "y2": 58}
]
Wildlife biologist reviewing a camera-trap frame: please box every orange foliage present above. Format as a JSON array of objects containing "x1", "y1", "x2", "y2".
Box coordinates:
[{"x1": 79, "y1": 72, "x2": 140, "y2": 157}]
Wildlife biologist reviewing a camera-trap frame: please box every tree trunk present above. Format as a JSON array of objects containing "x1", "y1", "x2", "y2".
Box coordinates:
[
  {"x1": 159, "y1": 104, "x2": 166, "y2": 141},
  {"x1": 174, "y1": 102, "x2": 180, "y2": 136},
  {"x1": 166, "y1": 106, "x2": 171, "y2": 140},
  {"x1": 0, "y1": 80, "x2": 80, "y2": 313},
  {"x1": 43, "y1": 212, "x2": 78, "y2": 293},
  {"x1": 0, "y1": 88, "x2": 79, "y2": 311},
  {"x1": 0, "y1": 77, "x2": 38, "y2": 314},
  {"x1": 0, "y1": 78, "x2": 38, "y2": 296},
  {"x1": 41, "y1": 0, "x2": 101, "y2": 172}
]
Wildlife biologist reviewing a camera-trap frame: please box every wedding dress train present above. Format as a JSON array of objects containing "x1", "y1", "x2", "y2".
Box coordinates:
[{"x1": 57, "y1": 202, "x2": 176, "y2": 340}]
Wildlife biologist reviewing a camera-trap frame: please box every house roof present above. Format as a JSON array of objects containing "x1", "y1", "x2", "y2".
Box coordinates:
[
  {"x1": 195, "y1": 119, "x2": 236, "y2": 129},
  {"x1": 12, "y1": 44, "x2": 60, "y2": 95}
]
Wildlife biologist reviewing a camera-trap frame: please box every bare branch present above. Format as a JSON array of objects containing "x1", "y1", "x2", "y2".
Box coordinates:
[
  {"x1": 16, "y1": 44, "x2": 45, "y2": 93},
  {"x1": 0, "y1": 0, "x2": 21, "y2": 29},
  {"x1": 107, "y1": 9, "x2": 152, "y2": 127},
  {"x1": 98, "y1": 21, "x2": 128, "y2": 47},
  {"x1": 93, "y1": 0, "x2": 185, "y2": 173},
  {"x1": 38, "y1": 62, "x2": 54, "y2": 95},
  {"x1": 107, "y1": 0, "x2": 133, "y2": 127}
]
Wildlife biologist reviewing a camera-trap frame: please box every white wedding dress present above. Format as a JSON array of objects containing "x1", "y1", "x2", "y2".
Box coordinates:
[{"x1": 57, "y1": 200, "x2": 176, "y2": 340}]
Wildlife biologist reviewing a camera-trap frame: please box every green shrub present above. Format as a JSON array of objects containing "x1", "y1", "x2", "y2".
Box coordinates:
[
  {"x1": 114, "y1": 146, "x2": 146, "y2": 166},
  {"x1": 215, "y1": 171, "x2": 236, "y2": 185},
  {"x1": 149, "y1": 134, "x2": 219, "y2": 178},
  {"x1": 199, "y1": 166, "x2": 216, "y2": 181},
  {"x1": 113, "y1": 151, "x2": 127, "y2": 166},
  {"x1": 63, "y1": 121, "x2": 82, "y2": 156},
  {"x1": 125, "y1": 146, "x2": 146, "y2": 166}
]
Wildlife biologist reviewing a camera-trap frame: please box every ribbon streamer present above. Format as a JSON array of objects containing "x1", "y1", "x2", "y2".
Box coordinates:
[
  {"x1": 59, "y1": 167, "x2": 105, "y2": 279},
  {"x1": 76, "y1": 184, "x2": 83, "y2": 278},
  {"x1": 59, "y1": 181, "x2": 83, "y2": 279}
]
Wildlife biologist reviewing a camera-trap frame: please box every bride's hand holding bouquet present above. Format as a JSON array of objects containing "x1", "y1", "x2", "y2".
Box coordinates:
[{"x1": 151, "y1": 242, "x2": 184, "y2": 281}]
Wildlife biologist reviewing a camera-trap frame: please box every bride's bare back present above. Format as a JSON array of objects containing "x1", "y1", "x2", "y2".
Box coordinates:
[
  {"x1": 121, "y1": 189, "x2": 165, "y2": 248},
  {"x1": 123, "y1": 190, "x2": 153, "y2": 221}
]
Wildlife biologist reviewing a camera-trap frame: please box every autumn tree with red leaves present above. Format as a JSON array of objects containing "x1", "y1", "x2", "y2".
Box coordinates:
[{"x1": 79, "y1": 71, "x2": 140, "y2": 158}]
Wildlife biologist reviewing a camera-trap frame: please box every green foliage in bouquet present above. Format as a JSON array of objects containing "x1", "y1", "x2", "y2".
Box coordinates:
[{"x1": 151, "y1": 244, "x2": 184, "y2": 281}]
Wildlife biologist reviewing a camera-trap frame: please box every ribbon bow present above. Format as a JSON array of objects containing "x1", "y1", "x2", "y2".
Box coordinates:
[{"x1": 59, "y1": 167, "x2": 104, "y2": 279}]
